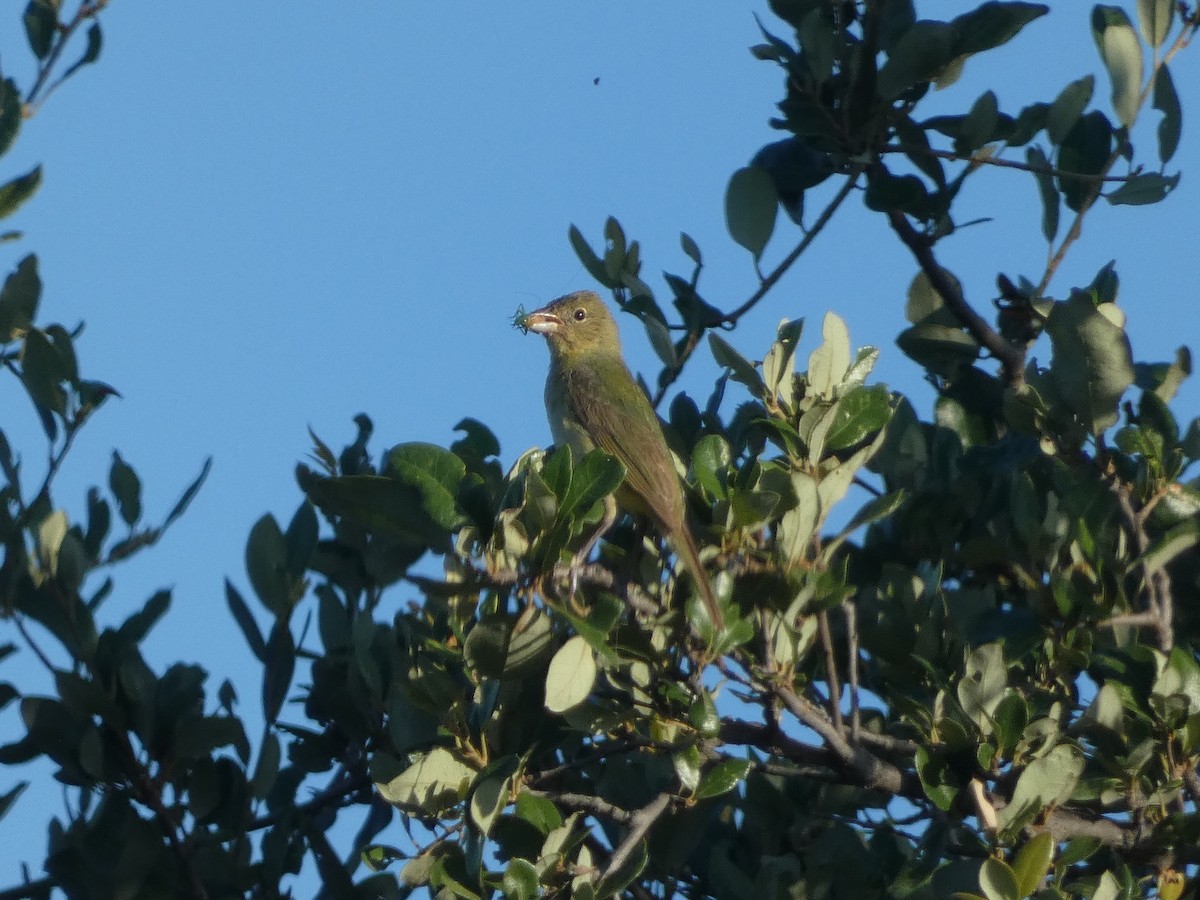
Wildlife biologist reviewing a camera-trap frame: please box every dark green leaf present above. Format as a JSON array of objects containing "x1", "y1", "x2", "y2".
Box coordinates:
[
  {"x1": 1152, "y1": 64, "x2": 1181, "y2": 164},
  {"x1": 0, "y1": 782, "x2": 27, "y2": 822},
  {"x1": 56, "y1": 22, "x2": 103, "y2": 85},
  {"x1": 118, "y1": 590, "x2": 170, "y2": 646},
  {"x1": 864, "y1": 169, "x2": 929, "y2": 216},
  {"x1": 0, "y1": 255, "x2": 41, "y2": 343},
  {"x1": 915, "y1": 747, "x2": 959, "y2": 811},
  {"x1": 725, "y1": 166, "x2": 777, "y2": 260},
  {"x1": 878, "y1": 20, "x2": 957, "y2": 99},
  {"x1": 22, "y1": 0, "x2": 57, "y2": 60},
  {"x1": 1106, "y1": 171, "x2": 1179, "y2": 206},
  {"x1": 225, "y1": 580, "x2": 266, "y2": 661},
  {"x1": 696, "y1": 757, "x2": 752, "y2": 799},
  {"x1": 957, "y1": 90, "x2": 1000, "y2": 154},
  {"x1": 0, "y1": 79, "x2": 21, "y2": 159},
  {"x1": 109, "y1": 451, "x2": 142, "y2": 526},
  {"x1": 568, "y1": 223, "x2": 615, "y2": 288},
  {"x1": 1027, "y1": 146, "x2": 1059, "y2": 241},
  {"x1": 1047, "y1": 76, "x2": 1095, "y2": 144},
  {"x1": 0, "y1": 166, "x2": 43, "y2": 221},
  {"x1": 262, "y1": 621, "x2": 295, "y2": 725},
  {"x1": 951, "y1": 3, "x2": 1050, "y2": 56},
  {"x1": 245, "y1": 514, "x2": 291, "y2": 616},
  {"x1": 284, "y1": 500, "x2": 318, "y2": 577},
  {"x1": 1057, "y1": 110, "x2": 1113, "y2": 212},
  {"x1": 558, "y1": 450, "x2": 624, "y2": 522},
  {"x1": 680, "y1": 232, "x2": 702, "y2": 266},
  {"x1": 20, "y1": 328, "x2": 68, "y2": 414},
  {"x1": 162, "y1": 456, "x2": 211, "y2": 531},
  {"x1": 298, "y1": 468, "x2": 451, "y2": 553}
]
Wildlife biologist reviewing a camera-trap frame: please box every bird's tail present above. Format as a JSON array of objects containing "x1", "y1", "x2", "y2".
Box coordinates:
[{"x1": 671, "y1": 525, "x2": 724, "y2": 631}]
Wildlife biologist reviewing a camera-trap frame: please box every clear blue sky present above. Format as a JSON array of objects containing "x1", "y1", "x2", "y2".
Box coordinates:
[{"x1": 1, "y1": 1, "x2": 1198, "y2": 889}]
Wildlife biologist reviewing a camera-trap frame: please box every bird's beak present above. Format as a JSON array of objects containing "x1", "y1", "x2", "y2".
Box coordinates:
[{"x1": 522, "y1": 309, "x2": 563, "y2": 336}]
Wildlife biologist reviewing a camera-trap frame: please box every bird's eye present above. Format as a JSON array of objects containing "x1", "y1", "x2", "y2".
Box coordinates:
[{"x1": 573, "y1": 308, "x2": 587, "y2": 321}]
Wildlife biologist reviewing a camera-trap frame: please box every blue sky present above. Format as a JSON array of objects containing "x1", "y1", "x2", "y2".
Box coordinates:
[{"x1": 1, "y1": 1, "x2": 1198, "y2": 889}]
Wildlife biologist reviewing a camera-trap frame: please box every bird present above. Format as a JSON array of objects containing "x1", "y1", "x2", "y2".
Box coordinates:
[{"x1": 519, "y1": 290, "x2": 724, "y2": 630}]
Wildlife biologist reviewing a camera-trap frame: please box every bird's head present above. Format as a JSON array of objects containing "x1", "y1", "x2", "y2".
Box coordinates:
[{"x1": 517, "y1": 291, "x2": 622, "y2": 360}]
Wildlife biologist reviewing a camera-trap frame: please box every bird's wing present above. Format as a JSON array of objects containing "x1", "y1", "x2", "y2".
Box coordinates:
[{"x1": 562, "y1": 354, "x2": 684, "y2": 527}]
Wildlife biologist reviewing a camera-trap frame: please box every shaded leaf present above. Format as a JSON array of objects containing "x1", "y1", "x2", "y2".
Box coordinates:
[
  {"x1": 725, "y1": 166, "x2": 777, "y2": 260},
  {"x1": 0, "y1": 166, "x2": 43, "y2": 221},
  {"x1": 1152, "y1": 64, "x2": 1181, "y2": 163}
]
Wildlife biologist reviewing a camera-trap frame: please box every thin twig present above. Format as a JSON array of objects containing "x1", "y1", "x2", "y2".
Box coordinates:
[
  {"x1": 650, "y1": 167, "x2": 864, "y2": 408},
  {"x1": 883, "y1": 143, "x2": 1138, "y2": 182},
  {"x1": 817, "y1": 610, "x2": 844, "y2": 734},
  {"x1": 844, "y1": 600, "x2": 860, "y2": 743}
]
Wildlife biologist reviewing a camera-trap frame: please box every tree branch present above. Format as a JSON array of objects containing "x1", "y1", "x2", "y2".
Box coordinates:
[
  {"x1": 886, "y1": 208, "x2": 1025, "y2": 385},
  {"x1": 601, "y1": 792, "x2": 672, "y2": 884}
]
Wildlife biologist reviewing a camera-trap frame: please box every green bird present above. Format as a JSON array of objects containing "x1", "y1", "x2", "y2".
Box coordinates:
[{"x1": 520, "y1": 290, "x2": 724, "y2": 630}]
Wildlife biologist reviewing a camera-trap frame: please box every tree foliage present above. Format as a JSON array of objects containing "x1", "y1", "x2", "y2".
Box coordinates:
[{"x1": 3, "y1": 2, "x2": 1200, "y2": 899}]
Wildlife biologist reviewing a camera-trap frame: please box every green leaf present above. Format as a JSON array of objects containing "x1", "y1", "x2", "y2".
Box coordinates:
[
  {"x1": 1057, "y1": 111, "x2": 1113, "y2": 211},
  {"x1": 692, "y1": 434, "x2": 731, "y2": 501},
  {"x1": 0, "y1": 166, "x2": 43, "y2": 221},
  {"x1": 118, "y1": 589, "x2": 171, "y2": 645},
  {"x1": 725, "y1": 166, "x2": 777, "y2": 260},
  {"x1": 878, "y1": 19, "x2": 957, "y2": 99},
  {"x1": 57, "y1": 22, "x2": 103, "y2": 85},
  {"x1": 23, "y1": 0, "x2": 57, "y2": 59},
  {"x1": 376, "y1": 747, "x2": 477, "y2": 816},
  {"x1": 994, "y1": 744, "x2": 1084, "y2": 837},
  {"x1": 915, "y1": 747, "x2": 959, "y2": 811},
  {"x1": 979, "y1": 858, "x2": 1020, "y2": 900},
  {"x1": 544, "y1": 636, "x2": 596, "y2": 713},
  {"x1": 225, "y1": 580, "x2": 266, "y2": 661},
  {"x1": 1141, "y1": 519, "x2": 1200, "y2": 573},
  {"x1": 1046, "y1": 290, "x2": 1134, "y2": 433},
  {"x1": 386, "y1": 442, "x2": 467, "y2": 530},
  {"x1": 558, "y1": 450, "x2": 624, "y2": 522},
  {"x1": 864, "y1": 169, "x2": 929, "y2": 215},
  {"x1": 1092, "y1": 5, "x2": 1143, "y2": 129},
  {"x1": 951, "y1": 3, "x2": 1050, "y2": 56},
  {"x1": 502, "y1": 859, "x2": 540, "y2": 900},
  {"x1": 1152, "y1": 64, "x2": 1181, "y2": 163},
  {"x1": 695, "y1": 757, "x2": 751, "y2": 799},
  {"x1": 21, "y1": 328, "x2": 68, "y2": 414},
  {"x1": 1106, "y1": 171, "x2": 1179, "y2": 206},
  {"x1": 245, "y1": 514, "x2": 291, "y2": 616},
  {"x1": 680, "y1": 231, "x2": 702, "y2": 266},
  {"x1": 957, "y1": 643, "x2": 1007, "y2": 732},
  {"x1": 261, "y1": 621, "x2": 294, "y2": 725},
  {"x1": 515, "y1": 790, "x2": 563, "y2": 834},
  {"x1": 1012, "y1": 832, "x2": 1055, "y2": 896},
  {"x1": 1047, "y1": 76, "x2": 1095, "y2": 144},
  {"x1": 163, "y1": 457, "x2": 212, "y2": 531},
  {"x1": 824, "y1": 385, "x2": 892, "y2": 451},
  {"x1": 0, "y1": 782, "x2": 28, "y2": 823},
  {"x1": 0, "y1": 79, "x2": 22, "y2": 159},
  {"x1": 709, "y1": 332, "x2": 766, "y2": 397},
  {"x1": 1026, "y1": 145, "x2": 1059, "y2": 241},
  {"x1": 807, "y1": 311, "x2": 851, "y2": 400},
  {"x1": 298, "y1": 468, "x2": 452, "y2": 553},
  {"x1": 568, "y1": 223, "x2": 615, "y2": 288},
  {"x1": 1136, "y1": 0, "x2": 1174, "y2": 48},
  {"x1": 109, "y1": 451, "x2": 143, "y2": 526},
  {"x1": 469, "y1": 767, "x2": 514, "y2": 836}
]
